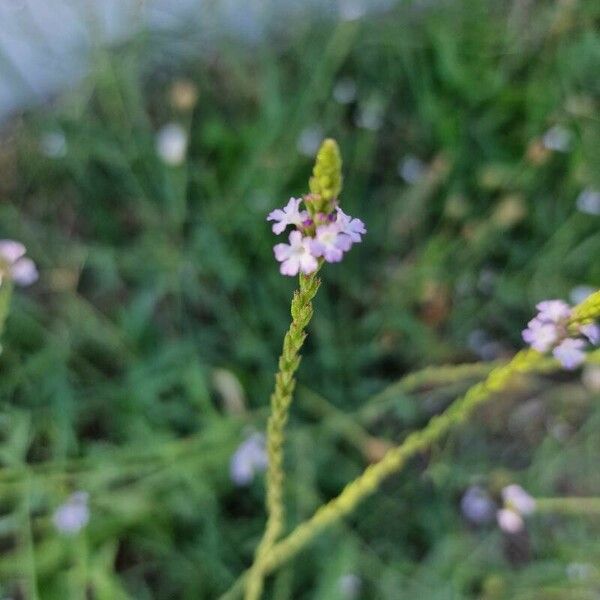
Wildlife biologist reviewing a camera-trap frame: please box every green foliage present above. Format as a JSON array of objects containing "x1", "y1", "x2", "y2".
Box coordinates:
[{"x1": 0, "y1": 0, "x2": 600, "y2": 598}]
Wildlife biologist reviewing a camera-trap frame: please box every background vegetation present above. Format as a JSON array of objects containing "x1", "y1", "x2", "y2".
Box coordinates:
[{"x1": 1, "y1": 0, "x2": 599, "y2": 597}]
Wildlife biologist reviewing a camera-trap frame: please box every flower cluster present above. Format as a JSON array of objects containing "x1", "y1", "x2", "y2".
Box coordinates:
[
  {"x1": 496, "y1": 484, "x2": 535, "y2": 534},
  {"x1": 0, "y1": 240, "x2": 38, "y2": 286},
  {"x1": 460, "y1": 483, "x2": 537, "y2": 534},
  {"x1": 267, "y1": 197, "x2": 366, "y2": 276},
  {"x1": 522, "y1": 299, "x2": 599, "y2": 369}
]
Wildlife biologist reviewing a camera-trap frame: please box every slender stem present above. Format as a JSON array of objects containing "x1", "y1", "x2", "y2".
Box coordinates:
[
  {"x1": 535, "y1": 497, "x2": 600, "y2": 515},
  {"x1": 0, "y1": 280, "x2": 14, "y2": 343},
  {"x1": 244, "y1": 271, "x2": 321, "y2": 600},
  {"x1": 221, "y1": 343, "x2": 600, "y2": 599},
  {"x1": 260, "y1": 350, "x2": 542, "y2": 572}
]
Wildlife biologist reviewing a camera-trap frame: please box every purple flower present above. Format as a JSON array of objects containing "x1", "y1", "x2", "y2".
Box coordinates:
[
  {"x1": 0, "y1": 240, "x2": 38, "y2": 286},
  {"x1": 502, "y1": 485, "x2": 536, "y2": 515},
  {"x1": 273, "y1": 230, "x2": 319, "y2": 276},
  {"x1": 229, "y1": 433, "x2": 268, "y2": 486},
  {"x1": 336, "y1": 208, "x2": 367, "y2": 243},
  {"x1": 53, "y1": 492, "x2": 90, "y2": 535},
  {"x1": 460, "y1": 486, "x2": 496, "y2": 525},
  {"x1": 553, "y1": 338, "x2": 586, "y2": 370},
  {"x1": 310, "y1": 223, "x2": 352, "y2": 263},
  {"x1": 267, "y1": 198, "x2": 308, "y2": 235},
  {"x1": 522, "y1": 318, "x2": 559, "y2": 352},
  {"x1": 581, "y1": 323, "x2": 600, "y2": 345},
  {"x1": 536, "y1": 300, "x2": 571, "y2": 323}
]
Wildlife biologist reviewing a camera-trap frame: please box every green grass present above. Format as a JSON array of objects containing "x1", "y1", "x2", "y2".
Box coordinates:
[{"x1": 1, "y1": 0, "x2": 600, "y2": 598}]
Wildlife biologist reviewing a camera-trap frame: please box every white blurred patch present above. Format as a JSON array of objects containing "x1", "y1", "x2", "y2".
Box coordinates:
[
  {"x1": 569, "y1": 285, "x2": 595, "y2": 305},
  {"x1": 156, "y1": 123, "x2": 188, "y2": 166},
  {"x1": 339, "y1": 0, "x2": 367, "y2": 21},
  {"x1": 582, "y1": 365, "x2": 600, "y2": 392},
  {"x1": 296, "y1": 125, "x2": 323, "y2": 157},
  {"x1": 40, "y1": 131, "x2": 67, "y2": 158},
  {"x1": 354, "y1": 97, "x2": 384, "y2": 131},
  {"x1": 398, "y1": 155, "x2": 426, "y2": 184},
  {"x1": 542, "y1": 125, "x2": 571, "y2": 152},
  {"x1": 576, "y1": 188, "x2": 600, "y2": 216},
  {"x1": 338, "y1": 573, "x2": 362, "y2": 599},
  {"x1": 333, "y1": 78, "x2": 357, "y2": 104}
]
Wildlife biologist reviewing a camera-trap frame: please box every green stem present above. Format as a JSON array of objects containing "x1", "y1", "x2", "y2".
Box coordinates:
[
  {"x1": 244, "y1": 271, "x2": 321, "y2": 600},
  {"x1": 536, "y1": 497, "x2": 600, "y2": 515}
]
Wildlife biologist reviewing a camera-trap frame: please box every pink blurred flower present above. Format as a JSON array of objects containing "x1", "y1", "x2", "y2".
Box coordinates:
[
  {"x1": 0, "y1": 240, "x2": 38, "y2": 286},
  {"x1": 502, "y1": 484, "x2": 536, "y2": 515},
  {"x1": 497, "y1": 508, "x2": 524, "y2": 534}
]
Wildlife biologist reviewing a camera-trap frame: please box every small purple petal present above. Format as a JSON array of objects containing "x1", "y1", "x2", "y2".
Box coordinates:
[
  {"x1": 11, "y1": 258, "x2": 38, "y2": 286},
  {"x1": 581, "y1": 323, "x2": 600, "y2": 345},
  {"x1": 522, "y1": 318, "x2": 558, "y2": 352},
  {"x1": 53, "y1": 492, "x2": 90, "y2": 535},
  {"x1": 536, "y1": 300, "x2": 571, "y2": 323},
  {"x1": 0, "y1": 240, "x2": 26, "y2": 263},
  {"x1": 230, "y1": 434, "x2": 268, "y2": 486},
  {"x1": 553, "y1": 338, "x2": 586, "y2": 370}
]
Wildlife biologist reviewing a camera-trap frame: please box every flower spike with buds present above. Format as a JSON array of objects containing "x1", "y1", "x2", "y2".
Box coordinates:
[
  {"x1": 267, "y1": 139, "x2": 366, "y2": 276},
  {"x1": 522, "y1": 296, "x2": 599, "y2": 369},
  {"x1": 246, "y1": 139, "x2": 365, "y2": 600}
]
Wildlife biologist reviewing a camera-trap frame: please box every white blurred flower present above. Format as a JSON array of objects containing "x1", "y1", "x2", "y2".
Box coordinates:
[
  {"x1": 582, "y1": 365, "x2": 600, "y2": 392},
  {"x1": 398, "y1": 155, "x2": 426, "y2": 184},
  {"x1": 467, "y1": 329, "x2": 504, "y2": 361},
  {"x1": 40, "y1": 131, "x2": 67, "y2": 159},
  {"x1": 0, "y1": 240, "x2": 38, "y2": 286},
  {"x1": 542, "y1": 125, "x2": 571, "y2": 152},
  {"x1": 354, "y1": 98, "x2": 384, "y2": 131},
  {"x1": 497, "y1": 508, "x2": 524, "y2": 534},
  {"x1": 502, "y1": 484, "x2": 536, "y2": 515},
  {"x1": 53, "y1": 492, "x2": 90, "y2": 535},
  {"x1": 566, "y1": 562, "x2": 596, "y2": 581},
  {"x1": 576, "y1": 188, "x2": 600, "y2": 216},
  {"x1": 156, "y1": 123, "x2": 188, "y2": 166},
  {"x1": 229, "y1": 433, "x2": 268, "y2": 486},
  {"x1": 461, "y1": 486, "x2": 496, "y2": 525},
  {"x1": 296, "y1": 125, "x2": 323, "y2": 157},
  {"x1": 338, "y1": 573, "x2": 362, "y2": 599},
  {"x1": 333, "y1": 78, "x2": 357, "y2": 104}
]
